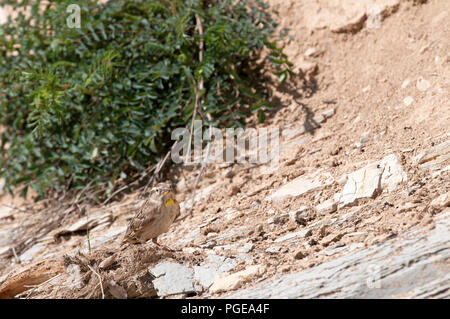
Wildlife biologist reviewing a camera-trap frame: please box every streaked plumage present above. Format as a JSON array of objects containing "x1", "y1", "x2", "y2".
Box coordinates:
[{"x1": 122, "y1": 182, "x2": 179, "y2": 247}]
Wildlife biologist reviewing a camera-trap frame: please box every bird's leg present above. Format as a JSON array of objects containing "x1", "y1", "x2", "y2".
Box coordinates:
[{"x1": 152, "y1": 237, "x2": 176, "y2": 252}]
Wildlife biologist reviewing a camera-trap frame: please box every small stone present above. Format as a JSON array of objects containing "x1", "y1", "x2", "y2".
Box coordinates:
[
  {"x1": 237, "y1": 242, "x2": 254, "y2": 254},
  {"x1": 0, "y1": 205, "x2": 13, "y2": 220},
  {"x1": 360, "y1": 133, "x2": 370, "y2": 144},
  {"x1": 312, "y1": 114, "x2": 325, "y2": 124},
  {"x1": 416, "y1": 77, "x2": 430, "y2": 91},
  {"x1": 430, "y1": 192, "x2": 450, "y2": 209},
  {"x1": 251, "y1": 200, "x2": 261, "y2": 208},
  {"x1": 304, "y1": 47, "x2": 319, "y2": 57},
  {"x1": 266, "y1": 246, "x2": 282, "y2": 254},
  {"x1": 288, "y1": 206, "x2": 310, "y2": 224},
  {"x1": 398, "y1": 202, "x2": 419, "y2": 213},
  {"x1": 321, "y1": 233, "x2": 345, "y2": 246},
  {"x1": 401, "y1": 79, "x2": 410, "y2": 89},
  {"x1": 414, "y1": 139, "x2": 450, "y2": 169},
  {"x1": 274, "y1": 228, "x2": 312, "y2": 243},
  {"x1": 362, "y1": 85, "x2": 371, "y2": 93},
  {"x1": 344, "y1": 231, "x2": 368, "y2": 238},
  {"x1": 316, "y1": 199, "x2": 337, "y2": 215},
  {"x1": 322, "y1": 109, "x2": 335, "y2": 118},
  {"x1": 403, "y1": 96, "x2": 414, "y2": 106},
  {"x1": 294, "y1": 251, "x2": 306, "y2": 260},
  {"x1": 297, "y1": 60, "x2": 318, "y2": 75}
]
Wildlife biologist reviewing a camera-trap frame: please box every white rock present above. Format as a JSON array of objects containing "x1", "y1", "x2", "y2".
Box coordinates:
[
  {"x1": 150, "y1": 262, "x2": 197, "y2": 297},
  {"x1": 266, "y1": 246, "x2": 282, "y2": 254},
  {"x1": 379, "y1": 154, "x2": 408, "y2": 192},
  {"x1": 297, "y1": 59, "x2": 317, "y2": 74},
  {"x1": 19, "y1": 243, "x2": 46, "y2": 263},
  {"x1": 313, "y1": 114, "x2": 325, "y2": 124},
  {"x1": 206, "y1": 254, "x2": 237, "y2": 273},
  {"x1": 266, "y1": 170, "x2": 334, "y2": 202},
  {"x1": 403, "y1": 96, "x2": 414, "y2": 106},
  {"x1": 322, "y1": 109, "x2": 335, "y2": 118},
  {"x1": 267, "y1": 213, "x2": 288, "y2": 225},
  {"x1": 194, "y1": 266, "x2": 217, "y2": 289},
  {"x1": 0, "y1": 246, "x2": 10, "y2": 258},
  {"x1": 303, "y1": 0, "x2": 399, "y2": 33},
  {"x1": 339, "y1": 154, "x2": 407, "y2": 207},
  {"x1": 339, "y1": 162, "x2": 382, "y2": 207},
  {"x1": 0, "y1": 205, "x2": 13, "y2": 219},
  {"x1": 414, "y1": 140, "x2": 450, "y2": 168},
  {"x1": 416, "y1": 77, "x2": 431, "y2": 91},
  {"x1": 288, "y1": 206, "x2": 310, "y2": 223},
  {"x1": 274, "y1": 228, "x2": 312, "y2": 243},
  {"x1": 282, "y1": 126, "x2": 306, "y2": 140},
  {"x1": 337, "y1": 175, "x2": 348, "y2": 185},
  {"x1": 304, "y1": 47, "x2": 318, "y2": 57},
  {"x1": 0, "y1": 178, "x2": 5, "y2": 195},
  {"x1": 316, "y1": 199, "x2": 337, "y2": 215},
  {"x1": 237, "y1": 243, "x2": 254, "y2": 254},
  {"x1": 209, "y1": 265, "x2": 265, "y2": 293},
  {"x1": 401, "y1": 79, "x2": 410, "y2": 89},
  {"x1": 430, "y1": 192, "x2": 450, "y2": 209}
]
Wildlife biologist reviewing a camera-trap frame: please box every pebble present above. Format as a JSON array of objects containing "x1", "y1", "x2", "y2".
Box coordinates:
[
  {"x1": 304, "y1": 47, "x2": 318, "y2": 57},
  {"x1": 322, "y1": 109, "x2": 335, "y2": 118},
  {"x1": 288, "y1": 206, "x2": 310, "y2": 224},
  {"x1": 316, "y1": 199, "x2": 337, "y2": 215},
  {"x1": 403, "y1": 96, "x2": 414, "y2": 106},
  {"x1": 266, "y1": 246, "x2": 282, "y2": 254},
  {"x1": 430, "y1": 192, "x2": 450, "y2": 209},
  {"x1": 416, "y1": 77, "x2": 430, "y2": 91},
  {"x1": 401, "y1": 79, "x2": 410, "y2": 89}
]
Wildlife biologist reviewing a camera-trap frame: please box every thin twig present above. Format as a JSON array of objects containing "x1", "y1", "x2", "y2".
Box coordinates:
[
  {"x1": 11, "y1": 247, "x2": 20, "y2": 264},
  {"x1": 87, "y1": 265, "x2": 105, "y2": 299},
  {"x1": 188, "y1": 141, "x2": 211, "y2": 215},
  {"x1": 186, "y1": 12, "x2": 208, "y2": 165}
]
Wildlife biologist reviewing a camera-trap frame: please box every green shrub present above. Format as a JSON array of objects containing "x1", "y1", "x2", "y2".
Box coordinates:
[{"x1": 0, "y1": 0, "x2": 292, "y2": 200}]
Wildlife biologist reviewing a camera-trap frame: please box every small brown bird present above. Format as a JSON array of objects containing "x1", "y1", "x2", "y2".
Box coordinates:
[{"x1": 122, "y1": 182, "x2": 179, "y2": 250}]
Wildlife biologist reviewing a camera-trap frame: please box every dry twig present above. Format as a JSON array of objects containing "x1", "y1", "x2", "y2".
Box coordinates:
[{"x1": 87, "y1": 265, "x2": 105, "y2": 299}]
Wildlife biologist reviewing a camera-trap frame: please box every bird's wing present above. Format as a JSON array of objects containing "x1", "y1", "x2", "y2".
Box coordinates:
[{"x1": 125, "y1": 199, "x2": 161, "y2": 236}]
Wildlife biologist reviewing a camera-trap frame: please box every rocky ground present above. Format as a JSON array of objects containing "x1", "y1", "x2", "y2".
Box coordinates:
[{"x1": 0, "y1": 0, "x2": 449, "y2": 299}]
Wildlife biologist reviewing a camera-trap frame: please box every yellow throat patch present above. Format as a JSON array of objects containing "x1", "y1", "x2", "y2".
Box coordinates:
[{"x1": 165, "y1": 199, "x2": 175, "y2": 207}]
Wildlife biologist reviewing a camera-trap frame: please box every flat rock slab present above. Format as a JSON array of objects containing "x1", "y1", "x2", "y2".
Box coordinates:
[
  {"x1": 338, "y1": 154, "x2": 406, "y2": 207},
  {"x1": 274, "y1": 228, "x2": 312, "y2": 243},
  {"x1": 149, "y1": 262, "x2": 198, "y2": 297},
  {"x1": 303, "y1": 0, "x2": 400, "y2": 33},
  {"x1": 415, "y1": 139, "x2": 450, "y2": 170},
  {"x1": 266, "y1": 170, "x2": 334, "y2": 202},
  {"x1": 225, "y1": 211, "x2": 450, "y2": 299}
]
